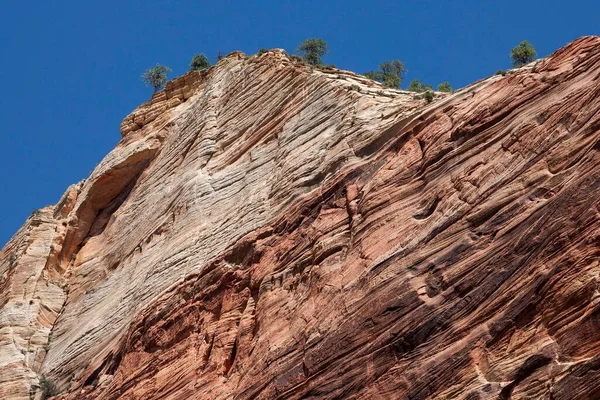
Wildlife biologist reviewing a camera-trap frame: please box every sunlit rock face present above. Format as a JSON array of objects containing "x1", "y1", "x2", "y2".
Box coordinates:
[{"x1": 2, "y1": 37, "x2": 600, "y2": 400}]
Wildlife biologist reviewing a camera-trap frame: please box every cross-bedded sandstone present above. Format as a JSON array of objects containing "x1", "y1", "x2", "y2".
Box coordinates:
[{"x1": 2, "y1": 38, "x2": 600, "y2": 399}]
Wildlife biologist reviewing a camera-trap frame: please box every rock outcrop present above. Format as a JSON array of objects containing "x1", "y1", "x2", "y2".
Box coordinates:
[{"x1": 2, "y1": 38, "x2": 600, "y2": 399}]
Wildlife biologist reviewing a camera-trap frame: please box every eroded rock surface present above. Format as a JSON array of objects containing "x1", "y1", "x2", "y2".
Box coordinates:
[
  {"x1": 0, "y1": 183, "x2": 82, "y2": 399},
  {"x1": 2, "y1": 38, "x2": 600, "y2": 399}
]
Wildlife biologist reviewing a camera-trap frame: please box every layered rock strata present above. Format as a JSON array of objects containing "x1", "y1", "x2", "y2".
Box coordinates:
[{"x1": 1, "y1": 38, "x2": 600, "y2": 399}]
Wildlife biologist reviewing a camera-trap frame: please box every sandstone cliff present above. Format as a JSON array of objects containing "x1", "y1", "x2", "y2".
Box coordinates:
[{"x1": 1, "y1": 37, "x2": 600, "y2": 399}]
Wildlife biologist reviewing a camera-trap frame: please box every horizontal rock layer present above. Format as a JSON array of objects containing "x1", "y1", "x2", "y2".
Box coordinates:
[{"x1": 2, "y1": 38, "x2": 600, "y2": 399}]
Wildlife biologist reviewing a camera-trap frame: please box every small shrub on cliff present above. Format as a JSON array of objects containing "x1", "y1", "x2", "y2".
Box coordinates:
[
  {"x1": 296, "y1": 38, "x2": 328, "y2": 66},
  {"x1": 141, "y1": 64, "x2": 172, "y2": 93},
  {"x1": 190, "y1": 53, "x2": 211, "y2": 71},
  {"x1": 437, "y1": 82, "x2": 453, "y2": 93},
  {"x1": 424, "y1": 91, "x2": 434, "y2": 103},
  {"x1": 364, "y1": 60, "x2": 406, "y2": 88},
  {"x1": 39, "y1": 376, "x2": 57, "y2": 400},
  {"x1": 8, "y1": 253, "x2": 16, "y2": 269},
  {"x1": 363, "y1": 71, "x2": 379, "y2": 81},
  {"x1": 511, "y1": 41, "x2": 537, "y2": 67},
  {"x1": 408, "y1": 79, "x2": 421, "y2": 92},
  {"x1": 407, "y1": 79, "x2": 433, "y2": 93},
  {"x1": 257, "y1": 48, "x2": 268, "y2": 56}
]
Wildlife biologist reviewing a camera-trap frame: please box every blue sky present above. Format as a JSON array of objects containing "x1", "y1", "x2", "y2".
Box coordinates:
[{"x1": 0, "y1": 0, "x2": 598, "y2": 246}]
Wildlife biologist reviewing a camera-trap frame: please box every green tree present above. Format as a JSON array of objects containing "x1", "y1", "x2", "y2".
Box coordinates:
[
  {"x1": 363, "y1": 71, "x2": 380, "y2": 81},
  {"x1": 364, "y1": 60, "x2": 406, "y2": 88},
  {"x1": 380, "y1": 60, "x2": 405, "y2": 88},
  {"x1": 407, "y1": 79, "x2": 421, "y2": 92},
  {"x1": 407, "y1": 79, "x2": 433, "y2": 93},
  {"x1": 296, "y1": 38, "x2": 328, "y2": 66},
  {"x1": 437, "y1": 82, "x2": 453, "y2": 93},
  {"x1": 190, "y1": 53, "x2": 211, "y2": 71},
  {"x1": 511, "y1": 41, "x2": 537, "y2": 67},
  {"x1": 141, "y1": 64, "x2": 172, "y2": 92}
]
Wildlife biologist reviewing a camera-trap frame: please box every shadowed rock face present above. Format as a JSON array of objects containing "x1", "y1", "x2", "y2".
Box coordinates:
[{"x1": 2, "y1": 37, "x2": 600, "y2": 399}]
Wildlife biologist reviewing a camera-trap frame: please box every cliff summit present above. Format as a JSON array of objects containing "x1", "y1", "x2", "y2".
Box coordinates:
[{"x1": 2, "y1": 37, "x2": 600, "y2": 399}]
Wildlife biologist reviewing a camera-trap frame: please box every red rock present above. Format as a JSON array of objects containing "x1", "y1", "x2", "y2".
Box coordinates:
[{"x1": 2, "y1": 38, "x2": 600, "y2": 399}]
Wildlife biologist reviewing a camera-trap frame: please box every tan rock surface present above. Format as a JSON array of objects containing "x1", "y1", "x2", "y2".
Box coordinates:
[
  {"x1": 2, "y1": 38, "x2": 600, "y2": 399},
  {"x1": 0, "y1": 183, "x2": 82, "y2": 399}
]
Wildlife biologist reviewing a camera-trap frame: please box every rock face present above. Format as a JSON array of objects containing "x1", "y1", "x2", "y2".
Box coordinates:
[
  {"x1": 1, "y1": 37, "x2": 600, "y2": 399},
  {"x1": 0, "y1": 184, "x2": 82, "y2": 399}
]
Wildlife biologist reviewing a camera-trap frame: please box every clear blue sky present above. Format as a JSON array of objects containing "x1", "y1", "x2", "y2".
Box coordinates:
[{"x1": 1, "y1": 0, "x2": 598, "y2": 246}]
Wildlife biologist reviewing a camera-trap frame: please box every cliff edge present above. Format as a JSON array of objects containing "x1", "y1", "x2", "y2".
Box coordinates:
[{"x1": 1, "y1": 38, "x2": 600, "y2": 399}]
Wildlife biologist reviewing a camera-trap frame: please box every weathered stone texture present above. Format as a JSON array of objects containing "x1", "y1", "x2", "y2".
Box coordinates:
[{"x1": 2, "y1": 38, "x2": 600, "y2": 399}]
